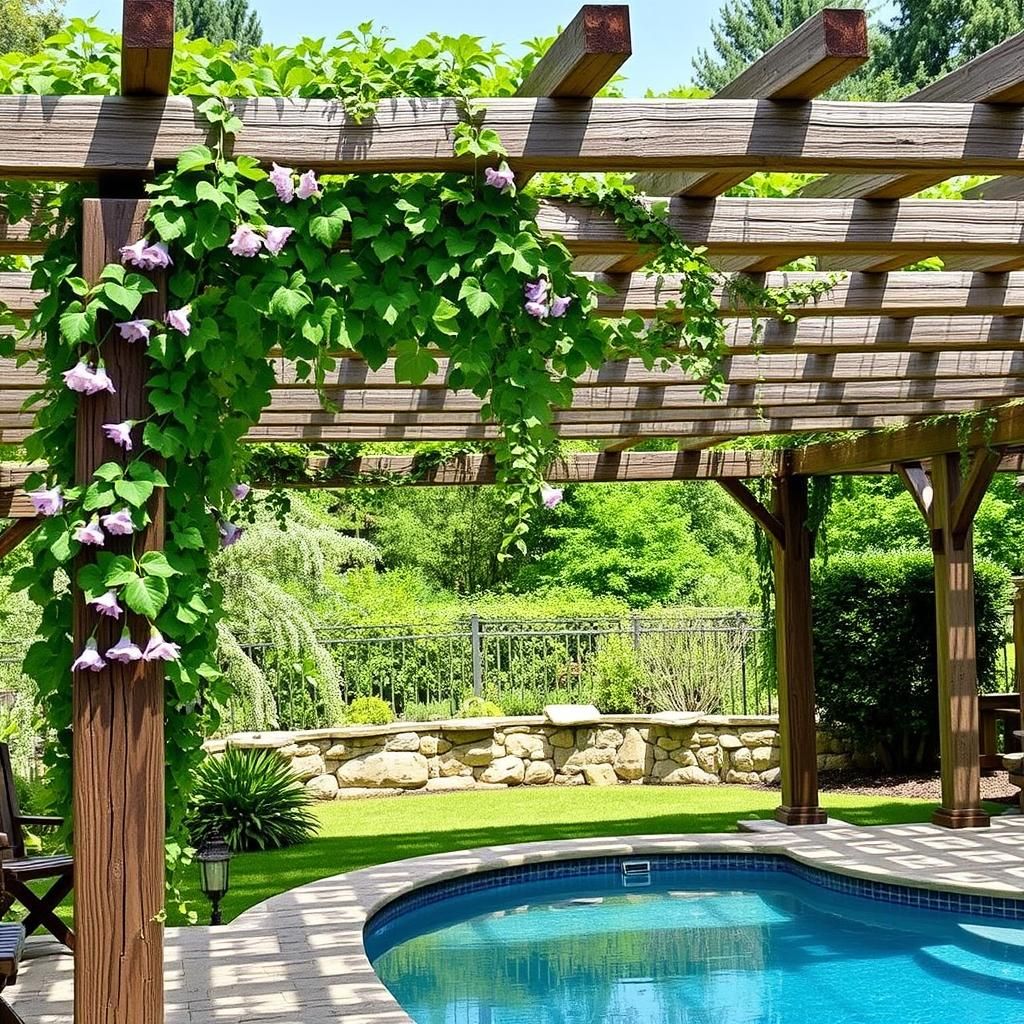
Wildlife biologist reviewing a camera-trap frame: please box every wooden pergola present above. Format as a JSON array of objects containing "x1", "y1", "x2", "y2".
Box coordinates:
[{"x1": 4, "y1": 2, "x2": 1024, "y2": 1020}]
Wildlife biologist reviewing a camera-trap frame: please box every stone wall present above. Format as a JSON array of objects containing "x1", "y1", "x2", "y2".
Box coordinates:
[{"x1": 205, "y1": 712, "x2": 854, "y2": 800}]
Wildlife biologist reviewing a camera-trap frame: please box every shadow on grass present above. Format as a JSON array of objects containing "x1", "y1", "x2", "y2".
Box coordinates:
[{"x1": 176, "y1": 795, "x2": 944, "y2": 926}]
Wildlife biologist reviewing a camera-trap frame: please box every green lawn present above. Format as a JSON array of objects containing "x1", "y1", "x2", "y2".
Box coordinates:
[{"x1": 168, "y1": 786, "x2": 951, "y2": 925}]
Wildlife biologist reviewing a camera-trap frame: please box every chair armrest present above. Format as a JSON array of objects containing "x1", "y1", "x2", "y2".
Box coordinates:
[{"x1": 16, "y1": 815, "x2": 63, "y2": 829}]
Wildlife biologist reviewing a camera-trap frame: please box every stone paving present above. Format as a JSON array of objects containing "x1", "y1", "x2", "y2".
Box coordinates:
[{"x1": 9, "y1": 814, "x2": 1024, "y2": 1023}]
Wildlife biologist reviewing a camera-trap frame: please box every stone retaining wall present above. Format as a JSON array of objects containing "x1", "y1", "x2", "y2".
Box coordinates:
[{"x1": 206, "y1": 713, "x2": 854, "y2": 800}]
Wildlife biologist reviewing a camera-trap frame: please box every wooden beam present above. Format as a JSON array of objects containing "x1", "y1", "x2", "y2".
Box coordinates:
[
  {"x1": 0, "y1": 518, "x2": 36, "y2": 559},
  {"x1": 929, "y1": 451, "x2": 991, "y2": 828},
  {"x1": 950, "y1": 448, "x2": 1002, "y2": 544},
  {"x1": 516, "y1": 5, "x2": 630, "y2": 98},
  {"x1": 965, "y1": 177, "x2": 1024, "y2": 202},
  {"x1": 537, "y1": 198, "x2": 1024, "y2": 263},
  {"x1": 73, "y1": 198, "x2": 165, "y2": 1024},
  {"x1": 771, "y1": 473, "x2": 827, "y2": 825},
  {"x1": 718, "y1": 479, "x2": 785, "y2": 545},
  {"x1": 895, "y1": 461, "x2": 934, "y2": 523},
  {"x1": 121, "y1": 0, "x2": 175, "y2": 97},
  {"x1": 802, "y1": 31, "x2": 1024, "y2": 202},
  {"x1": 792, "y1": 404, "x2": 1024, "y2": 475},
  {"x1": 8, "y1": 97, "x2": 1024, "y2": 179}
]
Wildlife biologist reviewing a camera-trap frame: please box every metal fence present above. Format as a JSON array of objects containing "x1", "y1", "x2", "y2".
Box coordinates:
[{"x1": 235, "y1": 611, "x2": 776, "y2": 727}]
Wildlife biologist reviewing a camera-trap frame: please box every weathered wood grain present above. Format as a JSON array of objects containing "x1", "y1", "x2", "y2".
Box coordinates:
[
  {"x1": 7, "y1": 96, "x2": 1024, "y2": 178},
  {"x1": 121, "y1": 0, "x2": 174, "y2": 97}
]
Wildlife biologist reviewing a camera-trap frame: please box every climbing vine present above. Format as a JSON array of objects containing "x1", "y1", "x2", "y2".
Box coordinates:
[{"x1": 0, "y1": 20, "x2": 840, "y2": 900}]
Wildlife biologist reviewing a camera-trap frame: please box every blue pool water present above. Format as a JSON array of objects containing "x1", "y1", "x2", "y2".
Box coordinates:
[{"x1": 367, "y1": 860, "x2": 1024, "y2": 1024}]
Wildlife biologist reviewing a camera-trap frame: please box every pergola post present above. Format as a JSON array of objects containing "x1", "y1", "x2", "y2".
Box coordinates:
[
  {"x1": 900, "y1": 451, "x2": 997, "y2": 828},
  {"x1": 1014, "y1": 576, "x2": 1024, "y2": 748},
  {"x1": 719, "y1": 474, "x2": 826, "y2": 825},
  {"x1": 73, "y1": 198, "x2": 166, "y2": 1023}
]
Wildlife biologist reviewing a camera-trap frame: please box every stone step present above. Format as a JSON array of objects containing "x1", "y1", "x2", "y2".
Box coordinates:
[{"x1": 920, "y1": 942, "x2": 1024, "y2": 992}]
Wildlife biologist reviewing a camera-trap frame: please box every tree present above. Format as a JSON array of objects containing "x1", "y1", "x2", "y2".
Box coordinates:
[
  {"x1": 878, "y1": 0, "x2": 1024, "y2": 90},
  {"x1": 0, "y1": 0, "x2": 62, "y2": 55},
  {"x1": 175, "y1": 0, "x2": 262, "y2": 52},
  {"x1": 693, "y1": 0, "x2": 863, "y2": 93}
]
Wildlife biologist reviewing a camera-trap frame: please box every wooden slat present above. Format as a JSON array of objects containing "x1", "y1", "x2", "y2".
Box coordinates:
[
  {"x1": 7, "y1": 97, "x2": 1024, "y2": 179},
  {"x1": 538, "y1": 197, "x2": 1024, "y2": 263},
  {"x1": 965, "y1": 177, "x2": 1024, "y2": 201},
  {"x1": 630, "y1": 9, "x2": 867, "y2": 202},
  {"x1": 121, "y1": 0, "x2": 175, "y2": 97},
  {"x1": 792, "y1": 403, "x2": 1024, "y2": 475},
  {"x1": 0, "y1": 208, "x2": 42, "y2": 256},
  {"x1": 516, "y1": 5, "x2": 630, "y2": 98},
  {"x1": 0, "y1": 273, "x2": 42, "y2": 313},
  {"x1": 802, "y1": 32, "x2": 1024, "y2": 202},
  {"x1": 0, "y1": 518, "x2": 36, "y2": 559}
]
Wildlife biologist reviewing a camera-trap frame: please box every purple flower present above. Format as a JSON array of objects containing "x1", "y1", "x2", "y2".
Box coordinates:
[
  {"x1": 72, "y1": 639, "x2": 106, "y2": 673},
  {"x1": 143, "y1": 631, "x2": 181, "y2": 663},
  {"x1": 91, "y1": 365, "x2": 116, "y2": 394},
  {"x1": 119, "y1": 239, "x2": 172, "y2": 271},
  {"x1": 263, "y1": 226, "x2": 294, "y2": 255},
  {"x1": 219, "y1": 521, "x2": 244, "y2": 548},
  {"x1": 120, "y1": 239, "x2": 148, "y2": 267},
  {"x1": 524, "y1": 279, "x2": 549, "y2": 304},
  {"x1": 270, "y1": 162, "x2": 295, "y2": 203},
  {"x1": 74, "y1": 519, "x2": 105, "y2": 546},
  {"x1": 62, "y1": 361, "x2": 99, "y2": 394},
  {"x1": 484, "y1": 163, "x2": 515, "y2": 192},
  {"x1": 228, "y1": 225, "x2": 263, "y2": 258},
  {"x1": 101, "y1": 509, "x2": 135, "y2": 536},
  {"x1": 29, "y1": 486, "x2": 63, "y2": 517},
  {"x1": 166, "y1": 306, "x2": 191, "y2": 336},
  {"x1": 541, "y1": 485, "x2": 563, "y2": 510},
  {"x1": 88, "y1": 590, "x2": 123, "y2": 618},
  {"x1": 102, "y1": 420, "x2": 134, "y2": 451},
  {"x1": 549, "y1": 295, "x2": 572, "y2": 318},
  {"x1": 296, "y1": 170, "x2": 321, "y2": 200},
  {"x1": 524, "y1": 300, "x2": 548, "y2": 319},
  {"x1": 116, "y1": 320, "x2": 152, "y2": 343},
  {"x1": 106, "y1": 631, "x2": 143, "y2": 663},
  {"x1": 231, "y1": 483, "x2": 251, "y2": 502}
]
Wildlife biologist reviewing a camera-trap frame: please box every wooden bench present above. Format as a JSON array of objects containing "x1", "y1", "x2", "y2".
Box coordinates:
[
  {"x1": 0, "y1": 922, "x2": 26, "y2": 1024},
  {"x1": 0, "y1": 746, "x2": 73, "y2": 949}
]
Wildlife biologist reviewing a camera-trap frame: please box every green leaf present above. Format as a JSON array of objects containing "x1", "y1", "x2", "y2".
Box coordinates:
[
  {"x1": 123, "y1": 574, "x2": 169, "y2": 619},
  {"x1": 176, "y1": 145, "x2": 214, "y2": 174},
  {"x1": 114, "y1": 479, "x2": 154, "y2": 507},
  {"x1": 59, "y1": 309, "x2": 94, "y2": 344},
  {"x1": 139, "y1": 551, "x2": 180, "y2": 579},
  {"x1": 101, "y1": 282, "x2": 143, "y2": 314},
  {"x1": 102, "y1": 556, "x2": 137, "y2": 588},
  {"x1": 82, "y1": 485, "x2": 115, "y2": 512},
  {"x1": 310, "y1": 214, "x2": 345, "y2": 247},
  {"x1": 371, "y1": 232, "x2": 406, "y2": 263},
  {"x1": 458, "y1": 276, "x2": 497, "y2": 318},
  {"x1": 172, "y1": 525, "x2": 205, "y2": 550},
  {"x1": 93, "y1": 462, "x2": 123, "y2": 482},
  {"x1": 196, "y1": 180, "x2": 230, "y2": 208},
  {"x1": 269, "y1": 286, "x2": 311, "y2": 319}
]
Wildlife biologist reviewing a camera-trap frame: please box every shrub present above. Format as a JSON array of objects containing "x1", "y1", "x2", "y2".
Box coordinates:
[
  {"x1": 187, "y1": 748, "x2": 319, "y2": 852},
  {"x1": 457, "y1": 695, "x2": 504, "y2": 717},
  {"x1": 812, "y1": 552, "x2": 1010, "y2": 772},
  {"x1": 592, "y1": 636, "x2": 642, "y2": 713},
  {"x1": 346, "y1": 696, "x2": 394, "y2": 725},
  {"x1": 401, "y1": 699, "x2": 457, "y2": 723}
]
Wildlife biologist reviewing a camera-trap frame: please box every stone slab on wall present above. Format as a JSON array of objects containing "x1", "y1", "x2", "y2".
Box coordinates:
[{"x1": 206, "y1": 715, "x2": 854, "y2": 800}]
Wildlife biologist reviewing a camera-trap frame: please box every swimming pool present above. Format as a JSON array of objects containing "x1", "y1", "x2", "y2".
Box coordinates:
[{"x1": 367, "y1": 855, "x2": 1024, "y2": 1024}]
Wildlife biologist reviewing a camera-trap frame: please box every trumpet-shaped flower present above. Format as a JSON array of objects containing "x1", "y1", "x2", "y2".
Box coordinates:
[
  {"x1": 296, "y1": 170, "x2": 321, "y2": 200},
  {"x1": 263, "y1": 226, "x2": 294, "y2": 255},
  {"x1": 484, "y1": 163, "x2": 515, "y2": 192},
  {"x1": 72, "y1": 639, "x2": 106, "y2": 673},
  {"x1": 231, "y1": 483, "x2": 251, "y2": 502},
  {"x1": 29, "y1": 486, "x2": 63, "y2": 517},
  {"x1": 219, "y1": 521, "x2": 244, "y2": 548},
  {"x1": 143, "y1": 631, "x2": 181, "y2": 662},
  {"x1": 549, "y1": 295, "x2": 572, "y2": 318},
  {"x1": 228, "y1": 225, "x2": 263, "y2": 257},
  {"x1": 524, "y1": 279, "x2": 549, "y2": 304},
  {"x1": 90, "y1": 366, "x2": 116, "y2": 394},
  {"x1": 116, "y1": 320, "x2": 153, "y2": 343},
  {"x1": 541, "y1": 485, "x2": 563, "y2": 510},
  {"x1": 524, "y1": 300, "x2": 548, "y2": 318},
  {"x1": 62, "y1": 362, "x2": 101, "y2": 394},
  {"x1": 102, "y1": 420, "x2": 134, "y2": 451},
  {"x1": 166, "y1": 306, "x2": 191, "y2": 335},
  {"x1": 270, "y1": 162, "x2": 295, "y2": 203},
  {"x1": 74, "y1": 519, "x2": 105, "y2": 546},
  {"x1": 101, "y1": 509, "x2": 135, "y2": 536},
  {"x1": 107, "y1": 632, "x2": 143, "y2": 663},
  {"x1": 120, "y1": 239, "x2": 172, "y2": 271},
  {"x1": 88, "y1": 590, "x2": 123, "y2": 618}
]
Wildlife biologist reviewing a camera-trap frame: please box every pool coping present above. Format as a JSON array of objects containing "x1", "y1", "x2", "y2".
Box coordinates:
[{"x1": 208, "y1": 816, "x2": 1024, "y2": 1024}]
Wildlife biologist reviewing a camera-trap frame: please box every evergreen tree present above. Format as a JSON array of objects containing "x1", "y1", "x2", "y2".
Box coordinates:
[
  {"x1": 175, "y1": 0, "x2": 263, "y2": 53},
  {"x1": 693, "y1": 0, "x2": 863, "y2": 93},
  {"x1": 879, "y1": 0, "x2": 1024, "y2": 90},
  {"x1": 0, "y1": 0, "x2": 62, "y2": 55}
]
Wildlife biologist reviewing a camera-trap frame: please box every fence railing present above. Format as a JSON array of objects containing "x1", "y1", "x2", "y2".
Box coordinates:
[{"x1": 233, "y1": 611, "x2": 776, "y2": 728}]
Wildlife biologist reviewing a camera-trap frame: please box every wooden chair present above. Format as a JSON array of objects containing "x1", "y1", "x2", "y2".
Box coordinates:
[
  {"x1": 0, "y1": 746, "x2": 73, "y2": 950},
  {"x1": 0, "y1": 921, "x2": 26, "y2": 1024}
]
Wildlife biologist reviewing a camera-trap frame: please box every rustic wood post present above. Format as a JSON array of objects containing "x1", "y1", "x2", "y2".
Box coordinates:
[
  {"x1": 719, "y1": 472, "x2": 825, "y2": 825},
  {"x1": 771, "y1": 475, "x2": 827, "y2": 825},
  {"x1": 74, "y1": 197, "x2": 165, "y2": 1023},
  {"x1": 1014, "y1": 577, "x2": 1024, "y2": 755},
  {"x1": 928, "y1": 452, "x2": 991, "y2": 828}
]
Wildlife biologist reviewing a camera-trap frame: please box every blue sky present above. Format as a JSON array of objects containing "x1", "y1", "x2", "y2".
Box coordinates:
[{"x1": 61, "y1": 0, "x2": 770, "y2": 95}]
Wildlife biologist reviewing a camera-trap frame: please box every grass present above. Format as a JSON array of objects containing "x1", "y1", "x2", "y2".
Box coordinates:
[{"x1": 167, "y1": 786, "x2": 954, "y2": 926}]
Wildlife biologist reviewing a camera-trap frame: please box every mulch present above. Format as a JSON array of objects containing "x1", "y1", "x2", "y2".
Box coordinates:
[{"x1": 765, "y1": 769, "x2": 1021, "y2": 805}]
